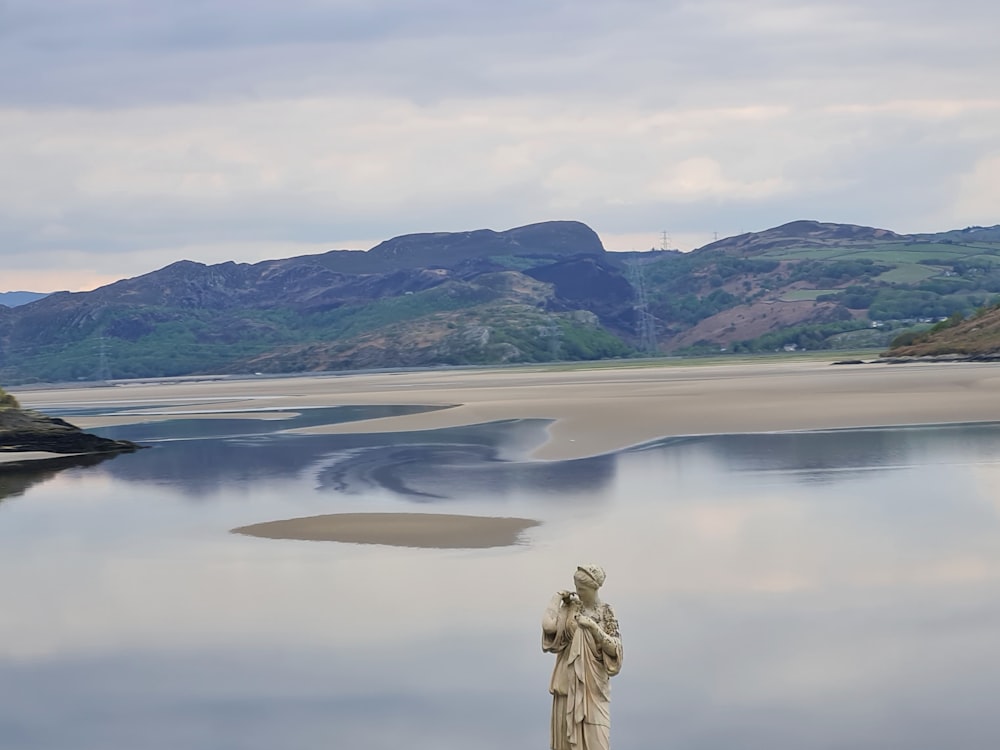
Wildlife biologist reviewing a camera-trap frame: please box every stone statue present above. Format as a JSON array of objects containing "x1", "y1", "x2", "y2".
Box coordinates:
[{"x1": 542, "y1": 564, "x2": 623, "y2": 750}]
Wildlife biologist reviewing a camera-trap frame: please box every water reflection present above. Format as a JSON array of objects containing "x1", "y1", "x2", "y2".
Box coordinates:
[
  {"x1": 2, "y1": 410, "x2": 1000, "y2": 749},
  {"x1": 0, "y1": 453, "x2": 118, "y2": 503},
  {"x1": 652, "y1": 423, "x2": 1000, "y2": 481},
  {"x1": 92, "y1": 404, "x2": 451, "y2": 442},
  {"x1": 51, "y1": 419, "x2": 617, "y2": 502}
]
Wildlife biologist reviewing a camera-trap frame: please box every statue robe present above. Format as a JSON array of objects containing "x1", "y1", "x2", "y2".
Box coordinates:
[{"x1": 542, "y1": 600, "x2": 623, "y2": 750}]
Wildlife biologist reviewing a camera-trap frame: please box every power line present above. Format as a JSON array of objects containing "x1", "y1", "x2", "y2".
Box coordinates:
[
  {"x1": 536, "y1": 325, "x2": 563, "y2": 361},
  {"x1": 626, "y1": 260, "x2": 658, "y2": 355},
  {"x1": 96, "y1": 336, "x2": 111, "y2": 382}
]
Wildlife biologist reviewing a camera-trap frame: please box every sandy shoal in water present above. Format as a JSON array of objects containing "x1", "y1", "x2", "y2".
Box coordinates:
[
  {"x1": 17, "y1": 360, "x2": 1000, "y2": 546},
  {"x1": 232, "y1": 513, "x2": 540, "y2": 548}
]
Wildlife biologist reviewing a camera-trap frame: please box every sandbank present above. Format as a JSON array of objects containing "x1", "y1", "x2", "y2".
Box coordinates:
[
  {"x1": 232, "y1": 512, "x2": 540, "y2": 548},
  {"x1": 0, "y1": 451, "x2": 83, "y2": 465},
  {"x1": 15, "y1": 360, "x2": 1000, "y2": 461}
]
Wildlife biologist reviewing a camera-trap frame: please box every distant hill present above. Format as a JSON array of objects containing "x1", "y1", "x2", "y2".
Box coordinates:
[
  {"x1": 0, "y1": 291, "x2": 48, "y2": 307},
  {"x1": 0, "y1": 221, "x2": 630, "y2": 383},
  {"x1": 638, "y1": 220, "x2": 1000, "y2": 354},
  {"x1": 2, "y1": 218, "x2": 1000, "y2": 383},
  {"x1": 912, "y1": 225, "x2": 1000, "y2": 243},
  {"x1": 698, "y1": 220, "x2": 902, "y2": 255}
]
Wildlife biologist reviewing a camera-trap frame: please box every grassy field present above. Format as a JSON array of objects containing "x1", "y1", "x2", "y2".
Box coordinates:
[
  {"x1": 758, "y1": 241, "x2": 1000, "y2": 264},
  {"x1": 874, "y1": 265, "x2": 940, "y2": 283},
  {"x1": 968, "y1": 254, "x2": 1000, "y2": 265},
  {"x1": 758, "y1": 248, "x2": 851, "y2": 260},
  {"x1": 780, "y1": 289, "x2": 840, "y2": 301}
]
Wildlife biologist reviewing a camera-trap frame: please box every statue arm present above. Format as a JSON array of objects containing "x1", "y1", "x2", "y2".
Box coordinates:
[
  {"x1": 542, "y1": 593, "x2": 570, "y2": 652},
  {"x1": 542, "y1": 592, "x2": 564, "y2": 633}
]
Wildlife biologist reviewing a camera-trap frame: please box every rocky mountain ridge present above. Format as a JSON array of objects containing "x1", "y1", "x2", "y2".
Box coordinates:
[{"x1": 3, "y1": 218, "x2": 1000, "y2": 382}]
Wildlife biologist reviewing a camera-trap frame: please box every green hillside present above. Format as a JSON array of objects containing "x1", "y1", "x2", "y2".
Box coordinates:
[
  {"x1": 3, "y1": 220, "x2": 1000, "y2": 383},
  {"x1": 622, "y1": 225, "x2": 1000, "y2": 354},
  {"x1": 883, "y1": 303, "x2": 1000, "y2": 358}
]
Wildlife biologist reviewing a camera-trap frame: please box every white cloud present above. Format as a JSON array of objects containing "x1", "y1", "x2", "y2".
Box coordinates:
[
  {"x1": 1, "y1": 0, "x2": 999, "y2": 289},
  {"x1": 952, "y1": 154, "x2": 1000, "y2": 227},
  {"x1": 648, "y1": 157, "x2": 790, "y2": 202}
]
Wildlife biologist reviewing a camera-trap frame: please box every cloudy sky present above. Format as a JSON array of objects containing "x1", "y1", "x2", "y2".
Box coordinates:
[{"x1": 3, "y1": 0, "x2": 998, "y2": 292}]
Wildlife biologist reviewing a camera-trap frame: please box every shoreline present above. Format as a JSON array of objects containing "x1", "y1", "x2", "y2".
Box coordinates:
[{"x1": 14, "y1": 359, "x2": 1000, "y2": 462}]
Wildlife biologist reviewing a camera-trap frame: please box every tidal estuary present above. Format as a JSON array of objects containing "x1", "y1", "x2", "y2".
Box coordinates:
[{"x1": 2, "y1": 393, "x2": 1000, "y2": 749}]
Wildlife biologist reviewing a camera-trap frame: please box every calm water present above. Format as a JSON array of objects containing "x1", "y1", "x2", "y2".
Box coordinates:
[{"x1": 3, "y1": 401, "x2": 1000, "y2": 749}]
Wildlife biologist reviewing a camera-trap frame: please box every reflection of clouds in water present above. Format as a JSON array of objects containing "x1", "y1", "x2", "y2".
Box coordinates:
[
  {"x1": 973, "y1": 463, "x2": 1000, "y2": 518},
  {"x1": 580, "y1": 449, "x2": 1000, "y2": 597},
  {"x1": 619, "y1": 584, "x2": 1000, "y2": 750},
  {"x1": 640, "y1": 423, "x2": 1000, "y2": 485},
  {"x1": 0, "y1": 536, "x2": 553, "y2": 658},
  {"x1": 0, "y1": 643, "x2": 545, "y2": 750},
  {"x1": 6, "y1": 422, "x2": 1000, "y2": 748},
  {"x1": 7, "y1": 428, "x2": 1000, "y2": 658}
]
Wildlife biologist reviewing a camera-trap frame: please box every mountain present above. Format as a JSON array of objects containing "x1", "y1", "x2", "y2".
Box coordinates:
[
  {"x1": 0, "y1": 221, "x2": 631, "y2": 383},
  {"x1": 0, "y1": 291, "x2": 48, "y2": 307},
  {"x1": 633, "y1": 220, "x2": 1000, "y2": 354},
  {"x1": 2, "y1": 219, "x2": 1000, "y2": 383}
]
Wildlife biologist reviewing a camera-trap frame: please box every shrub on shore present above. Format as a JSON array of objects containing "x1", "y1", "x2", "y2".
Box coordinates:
[{"x1": 0, "y1": 387, "x2": 20, "y2": 409}]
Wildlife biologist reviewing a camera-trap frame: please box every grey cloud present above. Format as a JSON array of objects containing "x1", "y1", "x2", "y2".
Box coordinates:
[
  {"x1": 0, "y1": 98, "x2": 992, "y2": 267},
  {"x1": 3, "y1": 0, "x2": 996, "y2": 108},
  {"x1": 1, "y1": 0, "x2": 998, "y2": 288}
]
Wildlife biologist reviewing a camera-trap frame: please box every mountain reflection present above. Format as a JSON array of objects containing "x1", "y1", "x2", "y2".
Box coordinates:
[
  {"x1": 0, "y1": 453, "x2": 118, "y2": 503},
  {"x1": 638, "y1": 423, "x2": 1000, "y2": 482},
  {"x1": 90, "y1": 419, "x2": 616, "y2": 501}
]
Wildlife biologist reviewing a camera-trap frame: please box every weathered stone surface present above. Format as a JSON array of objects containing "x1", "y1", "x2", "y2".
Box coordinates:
[
  {"x1": 0, "y1": 408, "x2": 140, "y2": 457},
  {"x1": 542, "y1": 565, "x2": 623, "y2": 750}
]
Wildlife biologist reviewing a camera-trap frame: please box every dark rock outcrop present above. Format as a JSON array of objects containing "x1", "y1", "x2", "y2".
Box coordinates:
[
  {"x1": 361, "y1": 220, "x2": 604, "y2": 270},
  {"x1": 0, "y1": 408, "x2": 140, "y2": 457}
]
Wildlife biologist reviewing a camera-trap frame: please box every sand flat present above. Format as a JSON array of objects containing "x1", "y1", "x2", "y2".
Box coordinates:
[
  {"x1": 15, "y1": 360, "x2": 1000, "y2": 461},
  {"x1": 232, "y1": 513, "x2": 540, "y2": 548},
  {"x1": 278, "y1": 360, "x2": 1000, "y2": 459},
  {"x1": 0, "y1": 451, "x2": 85, "y2": 465}
]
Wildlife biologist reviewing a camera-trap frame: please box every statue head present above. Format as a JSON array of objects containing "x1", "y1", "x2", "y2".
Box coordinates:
[{"x1": 574, "y1": 564, "x2": 606, "y2": 591}]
